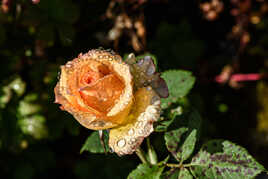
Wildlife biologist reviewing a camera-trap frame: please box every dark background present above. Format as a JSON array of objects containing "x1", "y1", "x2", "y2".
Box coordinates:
[{"x1": 0, "y1": 0, "x2": 268, "y2": 178}]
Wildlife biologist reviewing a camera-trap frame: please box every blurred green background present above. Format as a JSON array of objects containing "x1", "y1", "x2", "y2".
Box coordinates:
[{"x1": 0, "y1": 0, "x2": 268, "y2": 178}]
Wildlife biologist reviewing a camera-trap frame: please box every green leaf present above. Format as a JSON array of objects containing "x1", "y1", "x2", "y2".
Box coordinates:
[
  {"x1": 155, "y1": 117, "x2": 175, "y2": 132},
  {"x1": 190, "y1": 140, "x2": 266, "y2": 179},
  {"x1": 161, "y1": 168, "x2": 179, "y2": 179},
  {"x1": 18, "y1": 115, "x2": 48, "y2": 139},
  {"x1": 164, "y1": 127, "x2": 188, "y2": 158},
  {"x1": 180, "y1": 129, "x2": 197, "y2": 161},
  {"x1": 127, "y1": 164, "x2": 165, "y2": 179},
  {"x1": 80, "y1": 131, "x2": 109, "y2": 154},
  {"x1": 161, "y1": 70, "x2": 195, "y2": 109},
  {"x1": 159, "y1": 155, "x2": 170, "y2": 165},
  {"x1": 0, "y1": 86, "x2": 12, "y2": 108},
  {"x1": 9, "y1": 77, "x2": 26, "y2": 97},
  {"x1": 18, "y1": 94, "x2": 41, "y2": 116},
  {"x1": 155, "y1": 109, "x2": 181, "y2": 132},
  {"x1": 170, "y1": 107, "x2": 202, "y2": 140},
  {"x1": 179, "y1": 168, "x2": 193, "y2": 179},
  {"x1": 165, "y1": 127, "x2": 197, "y2": 162}
]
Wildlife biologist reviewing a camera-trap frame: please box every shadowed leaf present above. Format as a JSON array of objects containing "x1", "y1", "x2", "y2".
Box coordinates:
[{"x1": 80, "y1": 131, "x2": 109, "y2": 154}]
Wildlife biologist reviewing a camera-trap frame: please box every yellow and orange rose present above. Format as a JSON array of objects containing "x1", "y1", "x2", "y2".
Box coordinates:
[{"x1": 54, "y1": 49, "x2": 168, "y2": 155}]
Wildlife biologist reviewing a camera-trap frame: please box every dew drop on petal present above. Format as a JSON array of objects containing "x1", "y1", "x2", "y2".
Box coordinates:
[
  {"x1": 117, "y1": 139, "x2": 126, "y2": 148},
  {"x1": 128, "y1": 128, "x2": 135, "y2": 135}
]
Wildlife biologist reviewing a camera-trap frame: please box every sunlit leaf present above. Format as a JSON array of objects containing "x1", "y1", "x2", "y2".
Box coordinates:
[
  {"x1": 180, "y1": 129, "x2": 197, "y2": 162},
  {"x1": 190, "y1": 140, "x2": 266, "y2": 179},
  {"x1": 161, "y1": 70, "x2": 195, "y2": 109},
  {"x1": 18, "y1": 94, "x2": 41, "y2": 116},
  {"x1": 155, "y1": 109, "x2": 181, "y2": 132},
  {"x1": 128, "y1": 164, "x2": 165, "y2": 179},
  {"x1": 18, "y1": 115, "x2": 48, "y2": 139},
  {"x1": 161, "y1": 168, "x2": 179, "y2": 179},
  {"x1": 0, "y1": 86, "x2": 12, "y2": 108},
  {"x1": 9, "y1": 77, "x2": 26, "y2": 97},
  {"x1": 164, "y1": 127, "x2": 188, "y2": 159},
  {"x1": 179, "y1": 168, "x2": 193, "y2": 179}
]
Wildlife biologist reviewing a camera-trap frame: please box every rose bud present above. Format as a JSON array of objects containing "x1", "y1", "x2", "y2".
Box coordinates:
[{"x1": 54, "y1": 49, "x2": 168, "y2": 156}]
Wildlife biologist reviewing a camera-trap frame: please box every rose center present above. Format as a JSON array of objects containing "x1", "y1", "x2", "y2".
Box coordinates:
[
  {"x1": 82, "y1": 64, "x2": 111, "y2": 85},
  {"x1": 79, "y1": 63, "x2": 125, "y2": 114}
]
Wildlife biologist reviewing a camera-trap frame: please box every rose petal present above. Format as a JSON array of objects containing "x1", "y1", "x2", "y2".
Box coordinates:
[
  {"x1": 150, "y1": 75, "x2": 169, "y2": 98},
  {"x1": 79, "y1": 74, "x2": 125, "y2": 113},
  {"x1": 109, "y1": 87, "x2": 161, "y2": 156},
  {"x1": 55, "y1": 49, "x2": 134, "y2": 130}
]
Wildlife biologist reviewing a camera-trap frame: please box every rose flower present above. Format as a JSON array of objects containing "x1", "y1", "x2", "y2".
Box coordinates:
[{"x1": 54, "y1": 49, "x2": 168, "y2": 155}]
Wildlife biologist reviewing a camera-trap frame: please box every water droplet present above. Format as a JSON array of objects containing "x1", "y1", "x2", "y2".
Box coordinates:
[
  {"x1": 137, "y1": 58, "x2": 144, "y2": 66},
  {"x1": 146, "y1": 86, "x2": 152, "y2": 91},
  {"x1": 148, "y1": 107, "x2": 157, "y2": 114},
  {"x1": 117, "y1": 139, "x2": 126, "y2": 148},
  {"x1": 128, "y1": 128, "x2": 135, "y2": 135},
  {"x1": 154, "y1": 100, "x2": 160, "y2": 106},
  {"x1": 151, "y1": 95, "x2": 160, "y2": 104},
  {"x1": 109, "y1": 147, "x2": 114, "y2": 153},
  {"x1": 130, "y1": 138, "x2": 136, "y2": 142},
  {"x1": 146, "y1": 61, "x2": 156, "y2": 76},
  {"x1": 136, "y1": 121, "x2": 143, "y2": 127},
  {"x1": 138, "y1": 129, "x2": 144, "y2": 135},
  {"x1": 118, "y1": 151, "x2": 124, "y2": 156}
]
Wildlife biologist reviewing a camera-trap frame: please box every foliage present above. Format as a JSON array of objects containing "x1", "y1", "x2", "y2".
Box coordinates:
[
  {"x1": 161, "y1": 70, "x2": 195, "y2": 109},
  {"x1": 80, "y1": 131, "x2": 109, "y2": 154},
  {"x1": 190, "y1": 140, "x2": 265, "y2": 179},
  {"x1": 81, "y1": 67, "x2": 266, "y2": 179},
  {"x1": 127, "y1": 163, "x2": 165, "y2": 179}
]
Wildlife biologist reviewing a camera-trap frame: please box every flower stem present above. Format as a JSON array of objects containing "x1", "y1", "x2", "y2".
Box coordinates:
[
  {"x1": 166, "y1": 163, "x2": 180, "y2": 168},
  {"x1": 136, "y1": 147, "x2": 148, "y2": 164},
  {"x1": 165, "y1": 163, "x2": 194, "y2": 168}
]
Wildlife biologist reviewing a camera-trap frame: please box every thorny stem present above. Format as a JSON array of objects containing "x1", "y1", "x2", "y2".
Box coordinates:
[{"x1": 136, "y1": 147, "x2": 148, "y2": 164}]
